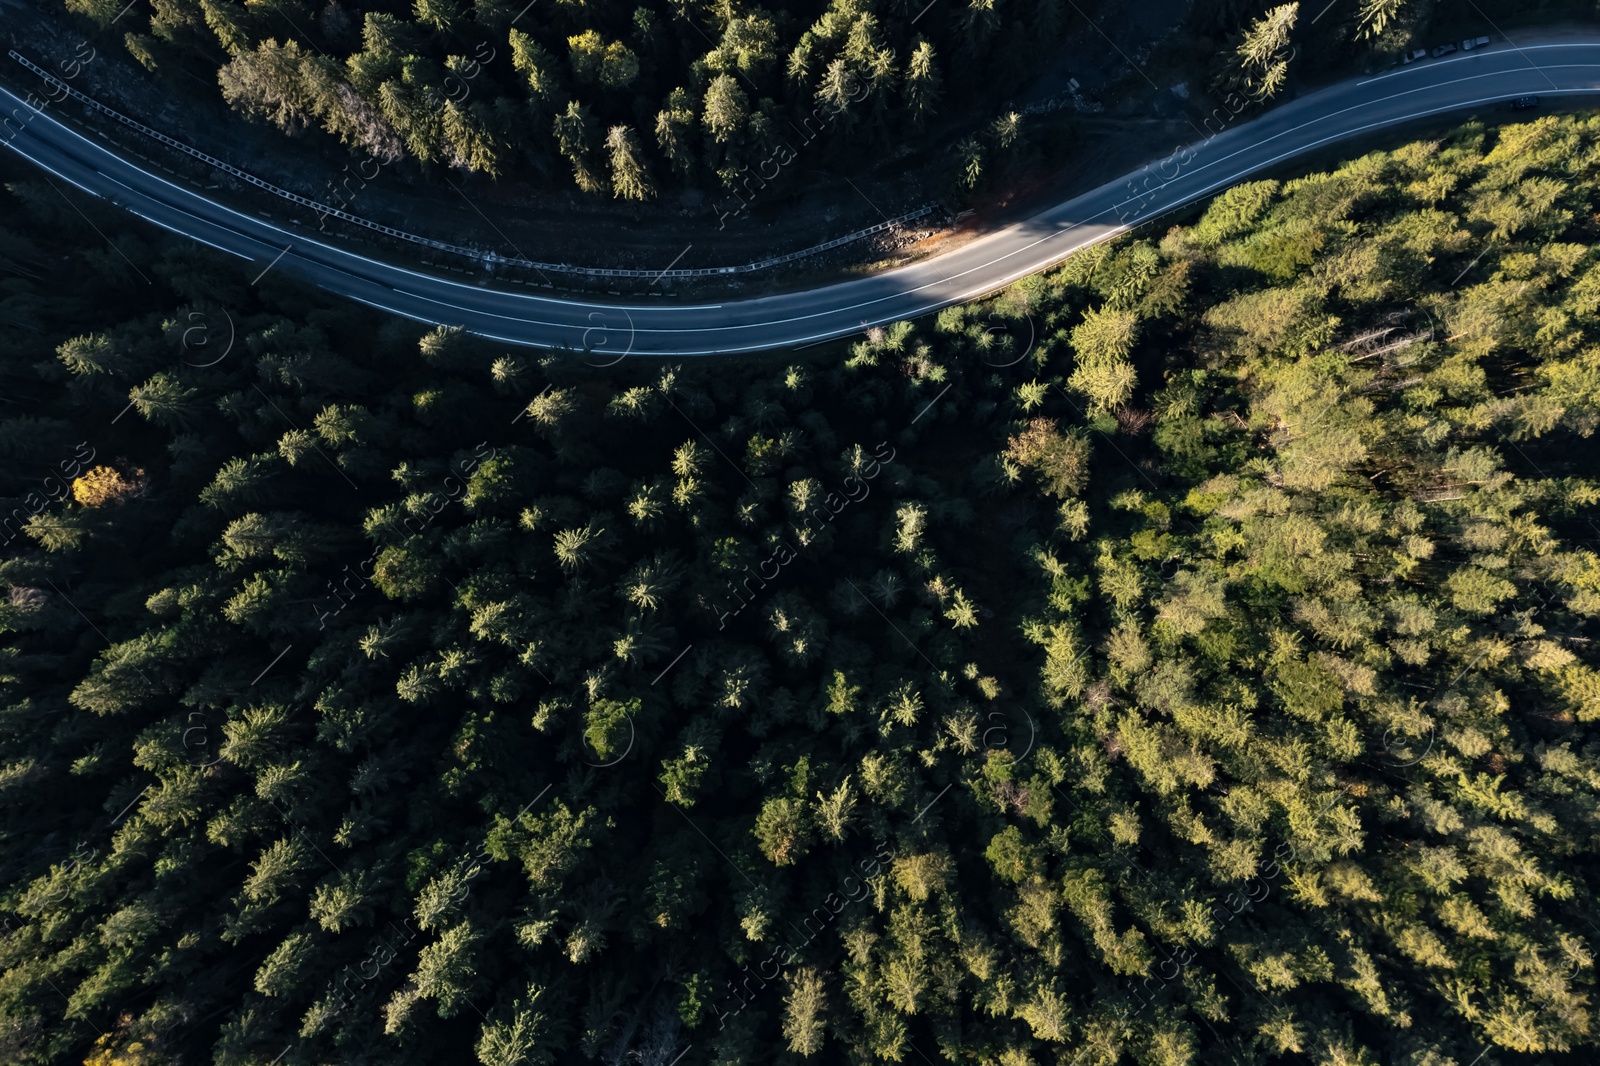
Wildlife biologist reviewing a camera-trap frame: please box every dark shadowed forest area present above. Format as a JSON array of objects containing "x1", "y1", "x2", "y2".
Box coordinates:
[{"x1": 36, "y1": 0, "x2": 1597, "y2": 207}]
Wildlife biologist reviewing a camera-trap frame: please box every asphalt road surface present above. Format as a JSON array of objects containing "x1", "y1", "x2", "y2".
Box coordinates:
[{"x1": 4, "y1": 39, "x2": 1599, "y2": 357}]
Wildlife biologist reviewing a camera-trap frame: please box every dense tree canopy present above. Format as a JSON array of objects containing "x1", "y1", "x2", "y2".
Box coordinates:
[
  {"x1": 3, "y1": 113, "x2": 1600, "y2": 1066},
  {"x1": 57, "y1": 0, "x2": 1079, "y2": 196}
]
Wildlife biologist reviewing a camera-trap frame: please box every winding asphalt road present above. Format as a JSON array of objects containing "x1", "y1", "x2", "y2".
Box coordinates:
[{"x1": 4, "y1": 38, "x2": 1600, "y2": 357}]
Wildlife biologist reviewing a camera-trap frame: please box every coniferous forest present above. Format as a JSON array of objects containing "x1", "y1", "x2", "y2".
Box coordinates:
[
  {"x1": 4, "y1": 113, "x2": 1600, "y2": 1066},
  {"x1": 42, "y1": 0, "x2": 1573, "y2": 202},
  {"x1": 54, "y1": 0, "x2": 1087, "y2": 195}
]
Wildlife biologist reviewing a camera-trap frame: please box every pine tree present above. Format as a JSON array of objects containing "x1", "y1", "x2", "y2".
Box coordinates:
[
  {"x1": 553, "y1": 100, "x2": 607, "y2": 194},
  {"x1": 1356, "y1": 0, "x2": 1406, "y2": 41},
  {"x1": 956, "y1": 136, "x2": 984, "y2": 190},
  {"x1": 782, "y1": 968, "x2": 828, "y2": 1055},
  {"x1": 655, "y1": 87, "x2": 699, "y2": 176},
  {"x1": 129, "y1": 372, "x2": 200, "y2": 427},
  {"x1": 702, "y1": 74, "x2": 749, "y2": 144},
  {"x1": 509, "y1": 29, "x2": 565, "y2": 113},
  {"x1": 1228, "y1": 3, "x2": 1298, "y2": 99},
  {"x1": 605, "y1": 125, "x2": 656, "y2": 201},
  {"x1": 902, "y1": 39, "x2": 941, "y2": 126}
]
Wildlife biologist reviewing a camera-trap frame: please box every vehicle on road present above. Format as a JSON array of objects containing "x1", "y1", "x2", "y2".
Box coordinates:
[
  {"x1": 1403, "y1": 48, "x2": 1427, "y2": 64},
  {"x1": 1433, "y1": 43, "x2": 1458, "y2": 57},
  {"x1": 1464, "y1": 35, "x2": 1491, "y2": 50},
  {"x1": 1511, "y1": 95, "x2": 1541, "y2": 110}
]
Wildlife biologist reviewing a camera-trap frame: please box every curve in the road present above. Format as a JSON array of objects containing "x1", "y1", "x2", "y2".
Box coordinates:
[{"x1": 4, "y1": 38, "x2": 1599, "y2": 357}]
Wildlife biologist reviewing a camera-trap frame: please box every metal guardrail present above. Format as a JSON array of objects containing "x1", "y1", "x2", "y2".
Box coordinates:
[{"x1": 8, "y1": 50, "x2": 936, "y2": 281}]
